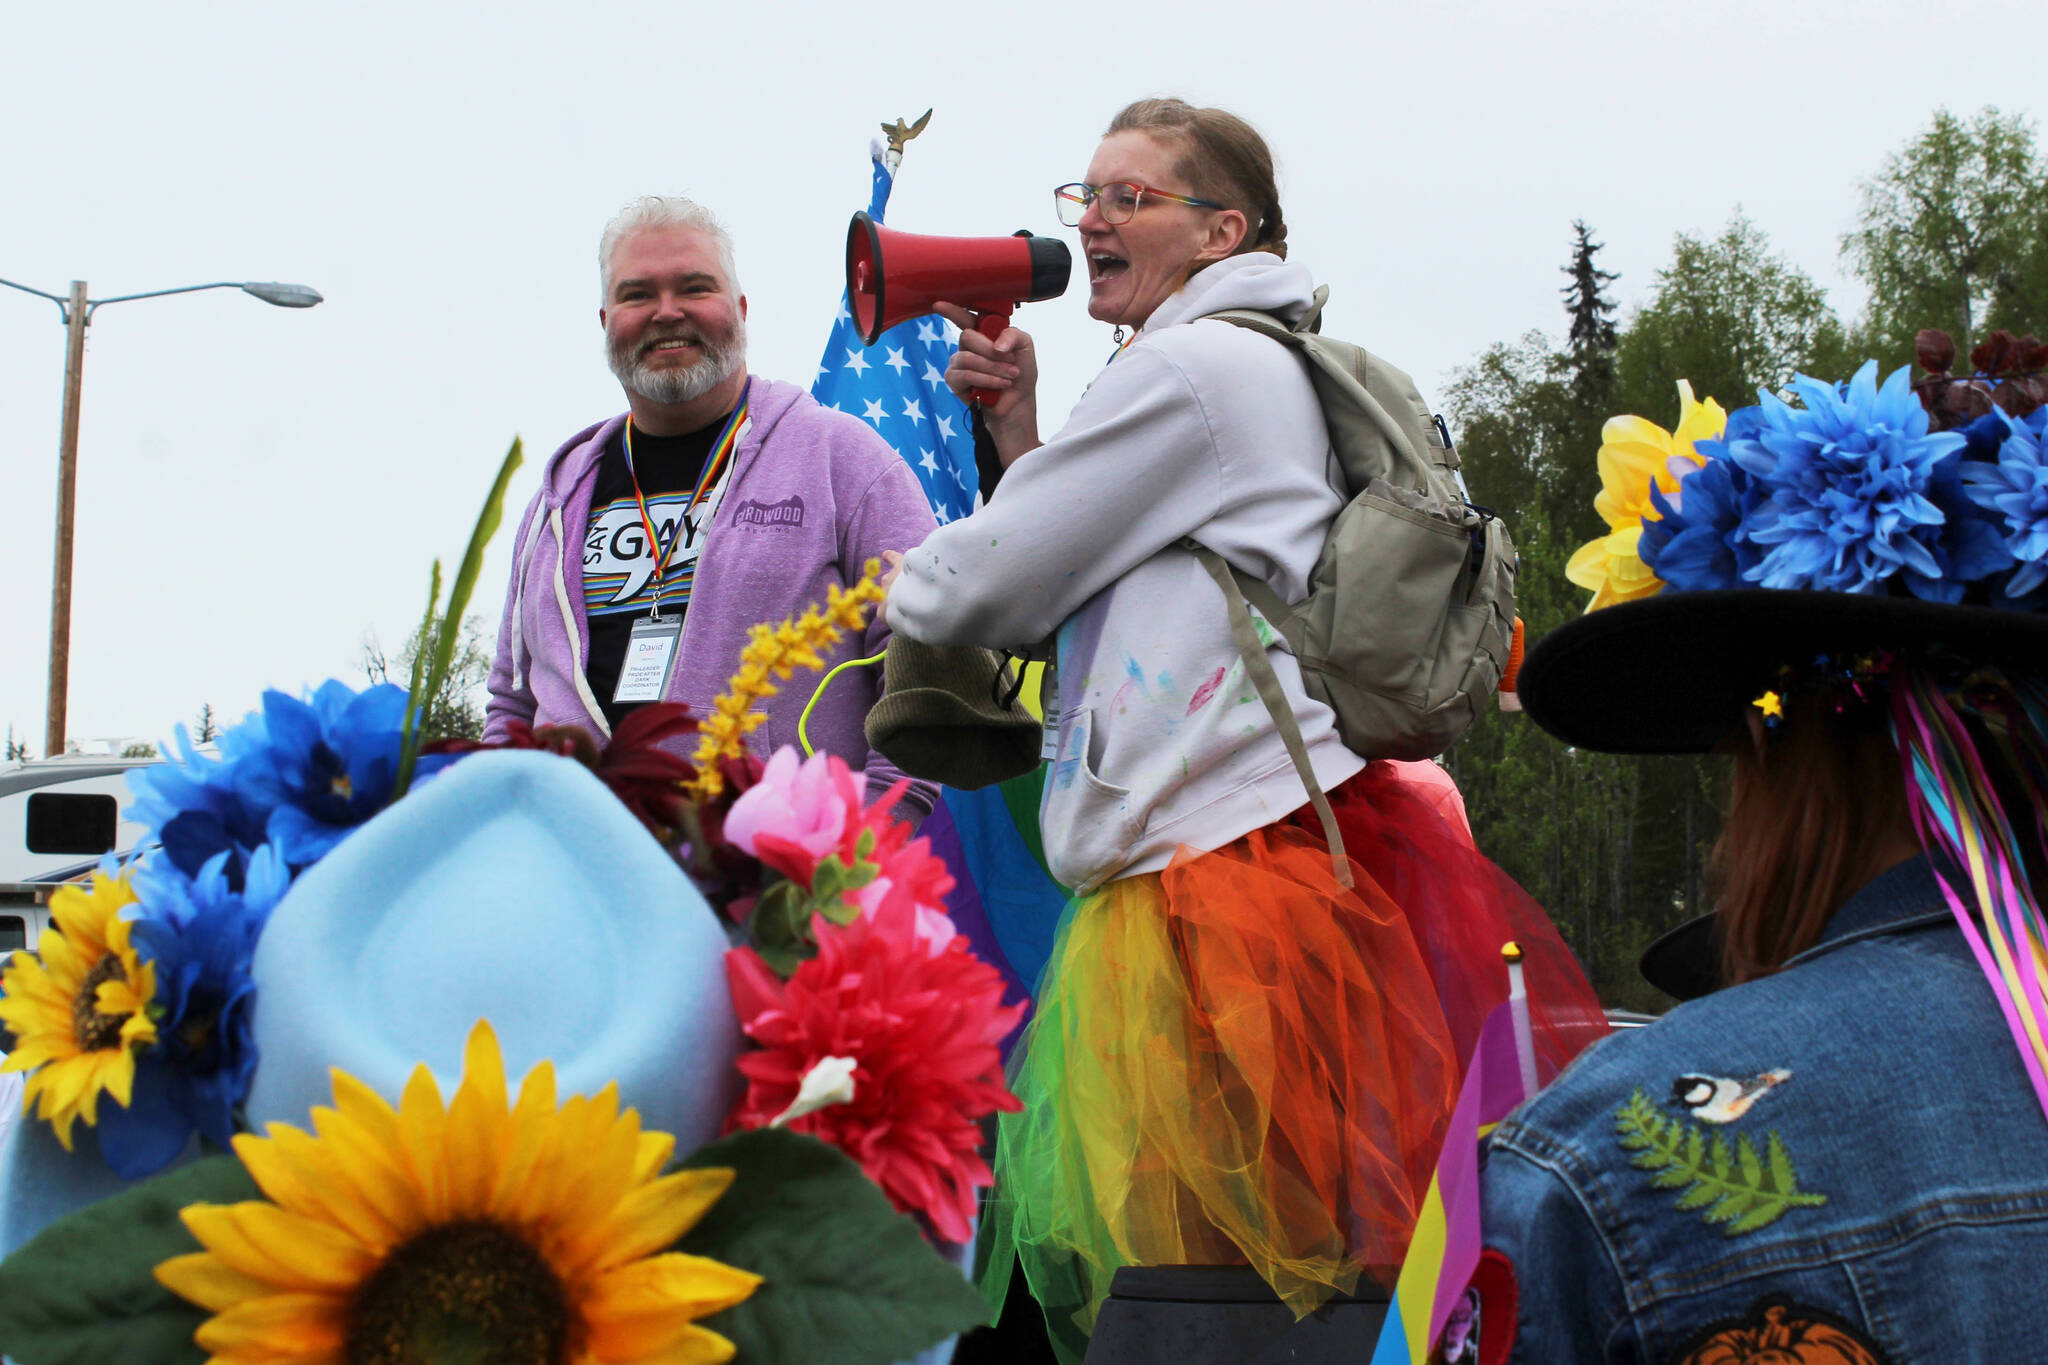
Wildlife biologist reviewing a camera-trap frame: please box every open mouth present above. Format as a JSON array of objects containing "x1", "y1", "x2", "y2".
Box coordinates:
[
  {"x1": 642, "y1": 336, "x2": 703, "y2": 360},
  {"x1": 1088, "y1": 252, "x2": 1129, "y2": 283}
]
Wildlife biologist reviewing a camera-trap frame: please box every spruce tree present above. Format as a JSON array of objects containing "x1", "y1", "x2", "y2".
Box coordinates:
[{"x1": 1561, "y1": 220, "x2": 1620, "y2": 408}]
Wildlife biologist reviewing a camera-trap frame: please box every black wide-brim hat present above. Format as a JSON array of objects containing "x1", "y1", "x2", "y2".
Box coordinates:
[
  {"x1": 1522, "y1": 587, "x2": 2048, "y2": 999},
  {"x1": 1517, "y1": 589, "x2": 2048, "y2": 756}
]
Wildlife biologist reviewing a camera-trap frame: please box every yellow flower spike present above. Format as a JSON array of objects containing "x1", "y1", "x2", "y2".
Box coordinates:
[
  {"x1": 0, "y1": 873, "x2": 157, "y2": 1149},
  {"x1": 687, "y1": 560, "x2": 890, "y2": 794},
  {"x1": 1571, "y1": 380, "x2": 1728, "y2": 613},
  {"x1": 157, "y1": 1020, "x2": 759, "y2": 1365}
]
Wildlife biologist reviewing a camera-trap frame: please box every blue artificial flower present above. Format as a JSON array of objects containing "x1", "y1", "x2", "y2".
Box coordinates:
[
  {"x1": 1962, "y1": 406, "x2": 2048, "y2": 600},
  {"x1": 126, "y1": 722, "x2": 271, "y2": 888},
  {"x1": 1725, "y1": 362, "x2": 2012, "y2": 600},
  {"x1": 224, "y1": 681, "x2": 410, "y2": 867},
  {"x1": 98, "y1": 844, "x2": 289, "y2": 1177},
  {"x1": 1640, "y1": 410, "x2": 1766, "y2": 592}
]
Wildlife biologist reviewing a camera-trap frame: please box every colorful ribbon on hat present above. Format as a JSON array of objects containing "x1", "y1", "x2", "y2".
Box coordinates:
[{"x1": 1893, "y1": 666, "x2": 2048, "y2": 1122}]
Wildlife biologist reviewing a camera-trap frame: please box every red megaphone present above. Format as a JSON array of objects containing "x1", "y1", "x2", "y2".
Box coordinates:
[{"x1": 846, "y1": 212, "x2": 1071, "y2": 404}]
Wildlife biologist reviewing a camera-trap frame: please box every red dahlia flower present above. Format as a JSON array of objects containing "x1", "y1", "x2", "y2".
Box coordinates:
[{"x1": 723, "y1": 899, "x2": 1024, "y2": 1244}]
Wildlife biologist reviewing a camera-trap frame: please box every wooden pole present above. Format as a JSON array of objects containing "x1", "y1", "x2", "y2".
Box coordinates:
[{"x1": 44, "y1": 281, "x2": 88, "y2": 759}]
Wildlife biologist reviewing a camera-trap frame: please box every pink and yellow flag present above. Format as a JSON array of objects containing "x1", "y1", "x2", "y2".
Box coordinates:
[{"x1": 1369, "y1": 998, "x2": 1529, "y2": 1365}]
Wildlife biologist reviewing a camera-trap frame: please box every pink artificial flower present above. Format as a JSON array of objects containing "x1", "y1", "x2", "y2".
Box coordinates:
[
  {"x1": 852, "y1": 846, "x2": 959, "y2": 956},
  {"x1": 838, "y1": 775, "x2": 959, "y2": 953},
  {"x1": 723, "y1": 899, "x2": 1025, "y2": 1244},
  {"x1": 726, "y1": 748, "x2": 960, "y2": 951},
  {"x1": 723, "y1": 748, "x2": 861, "y2": 884}
]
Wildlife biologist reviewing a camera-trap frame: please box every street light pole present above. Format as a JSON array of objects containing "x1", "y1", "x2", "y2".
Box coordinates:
[
  {"x1": 46, "y1": 281, "x2": 89, "y2": 758},
  {"x1": 1, "y1": 274, "x2": 322, "y2": 757}
]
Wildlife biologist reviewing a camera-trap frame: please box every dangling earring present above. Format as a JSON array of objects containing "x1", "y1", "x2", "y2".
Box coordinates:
[{"x1": 1113, "y1": 325, "x2": 1126, "y2": 345}]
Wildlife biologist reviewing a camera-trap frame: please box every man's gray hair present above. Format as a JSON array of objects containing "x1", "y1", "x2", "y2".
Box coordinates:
[{"x1": 598, "y1": 196, "x2": 742, "y2": 304}]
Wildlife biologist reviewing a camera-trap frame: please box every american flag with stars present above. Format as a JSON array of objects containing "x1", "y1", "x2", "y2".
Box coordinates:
[{"x1": 812, "y1": 148, "x2": 980, "y2": 525}]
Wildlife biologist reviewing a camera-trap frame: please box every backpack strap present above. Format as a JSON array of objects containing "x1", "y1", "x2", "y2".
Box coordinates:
[{"x1": 1184, "y1": 539, "x2": 1353, "y2": 889}]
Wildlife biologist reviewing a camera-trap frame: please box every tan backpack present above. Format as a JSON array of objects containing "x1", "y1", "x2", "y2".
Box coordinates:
[{"x1": 1185, "y1": 288, "x2": 1517, "y2": 884}]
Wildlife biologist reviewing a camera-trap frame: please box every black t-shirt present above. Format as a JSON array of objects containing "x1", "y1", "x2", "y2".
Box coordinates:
[{"x1": 583, "y1": 414, "x2": 729, "y2": 731}]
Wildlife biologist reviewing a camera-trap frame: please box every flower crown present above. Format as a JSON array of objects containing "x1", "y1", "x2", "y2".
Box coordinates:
[{"x1": 1570, "y1": 355, "x2": 2048, "y2": 613}]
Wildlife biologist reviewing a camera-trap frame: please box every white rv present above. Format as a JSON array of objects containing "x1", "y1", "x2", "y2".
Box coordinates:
[{"x1": 0, "y1": 757, "x2": 158, "y2": 954}]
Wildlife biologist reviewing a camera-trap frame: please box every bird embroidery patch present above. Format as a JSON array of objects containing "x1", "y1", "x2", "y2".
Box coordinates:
[
  {"x1": 1615, "y1": 1088, "x2": 1828, "y2": 1235},
  {"x1": 1672, "y1": 1070, "x2": 1792, "y2": 1124},
  {"x1": 1673, "y1": 1296, "x2": 1891, "y2": 1364}
]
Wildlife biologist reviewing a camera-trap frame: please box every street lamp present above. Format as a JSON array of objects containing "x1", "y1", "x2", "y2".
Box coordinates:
[{"x1": 0, "y1": 275, "x2": 324, "y2": 758}]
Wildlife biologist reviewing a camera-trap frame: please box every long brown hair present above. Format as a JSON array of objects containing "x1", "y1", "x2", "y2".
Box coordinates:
[
  {"x1": 1106, "y1": 99, "x2": 1288, "y2": 260},
  {"x1": 1713, "y1": 692, "x2": 1916, "y2": 983}
]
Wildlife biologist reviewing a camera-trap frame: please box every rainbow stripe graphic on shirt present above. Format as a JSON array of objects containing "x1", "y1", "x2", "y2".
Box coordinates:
[{"x1": 584, "y1": 491, "x2": 719, "y2": 616}]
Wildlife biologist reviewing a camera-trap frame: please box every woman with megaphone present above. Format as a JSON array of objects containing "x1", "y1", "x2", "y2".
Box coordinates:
[{"x1": 883, "y1": 99, "x2": 1604, "y2": 1359}]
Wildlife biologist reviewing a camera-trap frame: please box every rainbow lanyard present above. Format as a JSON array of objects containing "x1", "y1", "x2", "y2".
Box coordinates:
[{"x1": 621, "y1": 378, "x2": 750, "y2": 621}]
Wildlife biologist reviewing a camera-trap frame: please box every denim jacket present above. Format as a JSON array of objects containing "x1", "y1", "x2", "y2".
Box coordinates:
[{"x1": 1481, "y1": 856, "x2": 2048, "y2": 1363}]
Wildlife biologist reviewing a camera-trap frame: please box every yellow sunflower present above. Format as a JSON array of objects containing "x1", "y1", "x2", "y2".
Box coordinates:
[
  {"x1": 1567, "y1": 380, "x2": 1728, "y2": 611},
  {"x1": 156, "y1": 1020, "x2": 760, "y2": 1365},
  {"x1": 0, "y1": 871, "x2": 157, "y2": 1149}
]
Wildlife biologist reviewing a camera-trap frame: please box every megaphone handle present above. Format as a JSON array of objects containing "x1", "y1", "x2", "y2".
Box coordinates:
[{"x1": 968, "y1": 308, "x2": 1014, "y2": 408}]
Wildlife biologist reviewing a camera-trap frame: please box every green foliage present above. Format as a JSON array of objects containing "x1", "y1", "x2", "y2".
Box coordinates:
[
  {"x1": 0, "y1": 1153, "x2": 259, "y2": 1365},
  {"x1": 678, "y1": 1128, "x2": 990, "y2": 1365},
  {"x1": 1615, "y1": 1089, "x2": 1827, "y2": 1235},
  {"x1": 7, "y1": 725, "x2": 31, "y2": 762},
  {"x1": 1843, "y1": 106, "x2": 2048, "y2": 359},
  {"x1": 1445, "y1": 224, "x2": 1724, "y2": 1010},
  {"x1": 747, "y1": 843, "x2": 875, "y2": 977},
  {"x1": 1562, "y1": 219, "x2": 1620, "y2": 407},
  {"x1": 396, "y1": 438, "x2": 524, "y2": 796},
  {"x1": 1614, "y1": 214, "x2": 1848, "y2": 417},
  {"x1": 367, "y1": 615, "x2": 493, "y2": 744}
]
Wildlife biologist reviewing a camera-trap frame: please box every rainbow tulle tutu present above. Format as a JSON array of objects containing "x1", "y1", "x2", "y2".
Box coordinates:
[{"x1": 982, "y1": 761, "x2": 1608, "y2": 1360}]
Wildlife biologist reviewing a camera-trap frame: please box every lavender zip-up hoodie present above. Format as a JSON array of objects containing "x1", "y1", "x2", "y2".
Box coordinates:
[{"x1": 485, "y1": 375, "x2": 940, "y2": 816}]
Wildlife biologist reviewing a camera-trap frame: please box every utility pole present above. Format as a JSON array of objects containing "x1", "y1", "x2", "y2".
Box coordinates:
[
  {"x1": 2, "y1": 274, "x2": 321, "y2": 758},
  {"x1": 45, "y1": 281, "x2": 89, "y2": 758}
]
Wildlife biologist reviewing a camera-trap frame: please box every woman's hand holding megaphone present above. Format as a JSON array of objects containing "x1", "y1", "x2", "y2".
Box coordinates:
[{"x1": 935, "y1": 302, "x2": 1042, "y2": 468}]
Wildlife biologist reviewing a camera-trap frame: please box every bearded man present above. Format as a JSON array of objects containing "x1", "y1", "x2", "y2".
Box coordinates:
[{"x1": 484, "y1": 196, "x2": 938, "y2": 818}]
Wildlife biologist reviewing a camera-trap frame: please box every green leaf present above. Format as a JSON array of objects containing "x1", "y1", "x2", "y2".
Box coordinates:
[
  {"x1": 1728, "y1": 1197, "x2": 1791, "y2": 1236},
  {"x1": 0, "y1": 1153, "x2": 260, "y2": 1365},
  {"x1": 1736, "y1": 1134, "x2": 1763, "y2": 1188},
  {"x1": 1610, "y1": 1090, "x2": 1830, "y2": 1239},
  {"x1": 397, "y1": 438, "x2": 524, "y2": 797},
  {"x1": 676, "y1": 1129, "x2": 989, "y2": 1365},
  {"x1": 396, "y1": 558, "x2": 444, "y2": 794},
  {"x1": 1674, "y1": 1178, "x2": 1720, "y2": 1212},
  {"x1": 1765, "y1": 1131, "x2": 1797, "y2": 1195},
  {"x1": 748, "y1": 880, "x2": 822, "y2": 978},
  {"x1": 1704, "y1": 1188, "x2": 1753, "y2": 1226}
]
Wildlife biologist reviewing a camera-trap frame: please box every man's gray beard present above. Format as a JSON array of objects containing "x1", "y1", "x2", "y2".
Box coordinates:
[{"x1": 607, "y1": 319, "x2": 747, "y2": 406}]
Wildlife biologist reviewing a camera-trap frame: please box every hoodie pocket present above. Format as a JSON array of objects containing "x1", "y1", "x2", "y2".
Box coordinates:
[{"x1": 1041, "y1": 706, "x2": 1144, "y2": 889}]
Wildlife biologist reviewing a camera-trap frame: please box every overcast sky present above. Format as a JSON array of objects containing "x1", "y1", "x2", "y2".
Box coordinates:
[{"x1": 2, "y1": 0, "x2": 2039, "y2": 753}]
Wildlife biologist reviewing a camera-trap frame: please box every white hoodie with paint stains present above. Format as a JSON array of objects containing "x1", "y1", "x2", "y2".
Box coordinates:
[{"x1": 888, "y1": 252, "x2": 1365, "y2": 892}]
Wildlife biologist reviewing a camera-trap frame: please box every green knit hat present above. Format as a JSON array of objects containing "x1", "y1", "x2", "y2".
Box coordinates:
[{"x1": 864, "y1": 637, "x2": 1042, "y2": 790}]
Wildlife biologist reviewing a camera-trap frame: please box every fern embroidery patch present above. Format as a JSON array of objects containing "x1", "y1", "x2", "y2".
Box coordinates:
[{"x1": 1615, "y1": 1089, "x2": 1828, "y2": 1236}]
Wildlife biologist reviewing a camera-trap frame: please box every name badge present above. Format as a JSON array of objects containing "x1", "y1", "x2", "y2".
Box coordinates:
[{"x1": 613, "y1": 616, "x2": 684, "y2": 704}]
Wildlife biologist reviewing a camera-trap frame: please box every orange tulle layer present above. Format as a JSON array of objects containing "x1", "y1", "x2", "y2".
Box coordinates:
[{"x1": 984, "y1": 761, "x2": 1607, "y2": 1360}]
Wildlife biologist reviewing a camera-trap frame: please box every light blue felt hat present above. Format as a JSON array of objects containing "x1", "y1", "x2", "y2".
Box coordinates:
[
  {"x1": 244, "y1": 748, "x2": 741, "y2": 1144},
  {"x1": 0, "y1": 749, "x2": 741, "y2": 1258}
]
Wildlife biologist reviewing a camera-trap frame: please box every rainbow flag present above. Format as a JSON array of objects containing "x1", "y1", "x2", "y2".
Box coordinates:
[{"x1": 1370, "y1": 999, "x2": 1530, "y2": 1364}]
